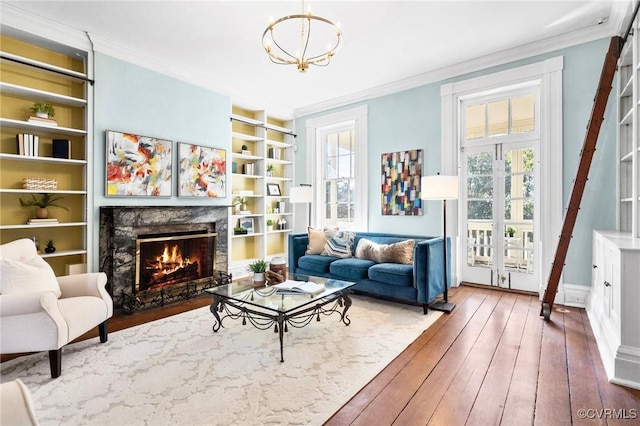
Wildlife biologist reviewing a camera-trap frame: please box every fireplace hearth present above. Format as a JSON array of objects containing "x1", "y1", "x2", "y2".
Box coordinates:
[{"x1": 100, "y1": 206, "x2": 229, "y2": 311}]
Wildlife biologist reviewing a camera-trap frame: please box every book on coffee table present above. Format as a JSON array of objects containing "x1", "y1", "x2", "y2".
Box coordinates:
[{"x1": 273, "y1": 280, "x2": 324, "y2": 295}]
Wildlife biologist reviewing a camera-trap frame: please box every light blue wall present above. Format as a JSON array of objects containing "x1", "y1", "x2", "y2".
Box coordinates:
[
  {"x1": 295, "y1": 38, "x2": 617, "y2": 287},
  {"x1": 92, "y1": 53, "x2": 231, "y2": 269}
]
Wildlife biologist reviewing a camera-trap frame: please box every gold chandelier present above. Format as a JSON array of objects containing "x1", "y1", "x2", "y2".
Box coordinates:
[{"x1": 262, "y1": 0, "x2": 343, "y2": 73}]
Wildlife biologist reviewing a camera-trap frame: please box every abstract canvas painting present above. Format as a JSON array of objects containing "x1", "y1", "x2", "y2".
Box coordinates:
[
  {"x1": 106, "y1": 130, "x2": 172, "y2": 197},
  {"x1": 178, "y1": 143, "x2": 226, "y2": 197},
  {"x1": 381, "y1": 149, "x2": 423, "y2": 215}
]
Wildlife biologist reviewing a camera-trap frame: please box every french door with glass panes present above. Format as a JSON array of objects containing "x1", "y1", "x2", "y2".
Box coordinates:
[{"x1": 461, "y1": 92, "x2": 540, "y2": 292}]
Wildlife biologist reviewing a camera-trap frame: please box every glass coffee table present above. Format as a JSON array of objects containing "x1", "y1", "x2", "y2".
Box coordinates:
[{"x1": 204, "y1": 273, "x2": 355, "y2": 362}]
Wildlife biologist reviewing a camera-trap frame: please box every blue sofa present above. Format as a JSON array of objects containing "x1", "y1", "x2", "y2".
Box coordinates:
[{"x1": 288, "y1": 232, "x2": 450, "y2": 314}]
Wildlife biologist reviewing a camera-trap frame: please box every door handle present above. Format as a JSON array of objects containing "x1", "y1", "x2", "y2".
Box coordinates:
[{"x1": 604, "y1": 281, "x2": 611, "y2": 287}]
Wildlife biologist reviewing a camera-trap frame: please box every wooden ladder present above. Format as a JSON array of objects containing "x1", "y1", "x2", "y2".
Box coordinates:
[{"x1": 540, "y1": 35, "x2": 623, "y2": 321}]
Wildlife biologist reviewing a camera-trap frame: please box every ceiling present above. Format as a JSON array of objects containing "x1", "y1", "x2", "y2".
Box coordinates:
[{"x1": 1, "y1": 1, "x2": 634, "y2": 117}]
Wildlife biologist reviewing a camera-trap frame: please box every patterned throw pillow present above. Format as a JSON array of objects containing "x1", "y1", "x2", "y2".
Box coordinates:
[
  {"x1": 355, "y1": 238, "x2": 415, "y2": 265},
  {"x1": 306, "y1": 227, "x2": 338, "y2": 254},
  {"x1": 322, "y1": 231, "x2": 355, "y2": 258}
]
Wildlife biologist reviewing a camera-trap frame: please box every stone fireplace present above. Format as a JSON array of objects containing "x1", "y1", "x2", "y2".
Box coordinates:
[{"x1": 99, "y1": 206, "x2": 229, "y2": 310}]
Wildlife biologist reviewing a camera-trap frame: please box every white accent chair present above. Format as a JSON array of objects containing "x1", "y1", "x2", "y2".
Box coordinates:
[
  {"x1": 0, "y1": 239, "x2": 113, "y2": 378},
  {"x1": 0, "y1": 379, "x2": 39, "y2": 425}
]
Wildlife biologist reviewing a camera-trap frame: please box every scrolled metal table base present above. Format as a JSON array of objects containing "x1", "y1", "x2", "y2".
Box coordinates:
[{"x1": 209, "y1": 290, "x2": 352, "y2": 362}]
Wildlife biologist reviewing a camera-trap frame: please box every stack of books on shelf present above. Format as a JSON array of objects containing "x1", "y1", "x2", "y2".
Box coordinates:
[
  {"x1": 16, "y1": 133, "x2": 40, "y2": 156},
  {"x1": 27, "y1": 115, "x2": 58, "y2": 126},
  {"x1": 242, "y1": 163, "x2": 255, "y2": 175},
  {"x1": 268, "y1": 147, "x2": 281, "y2": 160},
  {"x1": 28, "y1": 218, "x2": 59, "y2": 225}
]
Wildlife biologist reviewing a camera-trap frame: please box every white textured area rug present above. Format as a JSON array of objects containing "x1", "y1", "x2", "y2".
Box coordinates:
[{"x1": 1, "y1": 295, "x2": 441, "y2": 425}]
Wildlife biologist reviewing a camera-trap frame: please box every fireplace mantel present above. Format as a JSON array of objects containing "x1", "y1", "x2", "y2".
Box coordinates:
[{"x1": 99, "y1": 206, "x2": 228, "y2": 308}]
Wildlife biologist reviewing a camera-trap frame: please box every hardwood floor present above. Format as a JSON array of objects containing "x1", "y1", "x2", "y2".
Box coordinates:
[
  {"x1": 3, "y1": 286, "x2": 639, "y2": 425},
  {"x1": 325, "y1": 285, "x2": 640, "y2": 425}
]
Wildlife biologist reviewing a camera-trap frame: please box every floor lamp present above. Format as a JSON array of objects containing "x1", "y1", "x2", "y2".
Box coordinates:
[
  {"x1": 421, "y1": 174, "x2": 458, "y2": 313},
  {"x1": 289, "y1": 185, "x2": 313, "y2": 229}
]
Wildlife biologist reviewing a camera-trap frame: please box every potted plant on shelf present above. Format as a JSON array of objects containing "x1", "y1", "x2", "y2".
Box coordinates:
[
  {"x1": 266, "y1": 164, "x2": 275, "y2": 177},
  {"x1": 266, "y1": 219, "x2": 274, "y2": 231},
  {"x1": 44, "y1": 240, "x2": 56, "y2": 254},
  {"x1": 234, "y1": 227, "x2": 248, "y2": 235},
  {"x1": 247, "y1": 259, "x2": 268, "y2": 283},
  {"x1": 19, "y1": 193, "x2": 69, "y2": 219},
  {"x1": 233, "y1": 196, "x2": 248, "y2": 213},
  {"x1": 30, "y1": 101, "x2": 56, "y2": 119}
]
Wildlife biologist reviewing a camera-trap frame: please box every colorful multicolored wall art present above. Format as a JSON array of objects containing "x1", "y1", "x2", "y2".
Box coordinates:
[
  {"x1": 106, "y1": 130, "x2": 173, "y2": 197},
  {"x1": 178, "y1": 143, "x2": 226, "y2": 197},
  {"x1": 381, "y1": 149, "x2": 423, "y2": 215}
]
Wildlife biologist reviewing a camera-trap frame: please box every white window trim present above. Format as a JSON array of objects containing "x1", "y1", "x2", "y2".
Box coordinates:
[
  {"x1": 441, "y1": 56, "x2": 563, "y2": 293},
  {"x1": 305, "y1": 105, "x2": 369, "y2": 230}
]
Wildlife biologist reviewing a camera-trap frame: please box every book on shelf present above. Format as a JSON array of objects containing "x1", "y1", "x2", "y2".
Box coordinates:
[
  {"x1": 238, "y1": 210, "x2": 252, "y2": 215},
  {"x1": 15, "y1": 133, "x2": 39, "y2": 156},
  {"x1": 28, "y1": 116, "x2": 58, "y2": 126},
  {"x1": 16, "y1": 133, "x2": 24, "y2": 155},
  {"x1": 242, "y1": 163, "x2": 255, "y2": 175},
  {"x1": 28, "y1": 218, "x2": 59, "y2": 224},
  {"x1": 268, "y1": 147, "x2": 281, "y2": 160},
  {"x1": 52, "y1": 139, "x2": 71, "y2": 159},
  {"x1": 273, "y1": 280, "x2": 325, "y2": 295}
]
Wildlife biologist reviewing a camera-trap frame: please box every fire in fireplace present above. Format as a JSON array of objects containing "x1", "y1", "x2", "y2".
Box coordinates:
[{"x1": 135, "y1": 231, "x2": 216, "y2": 294}]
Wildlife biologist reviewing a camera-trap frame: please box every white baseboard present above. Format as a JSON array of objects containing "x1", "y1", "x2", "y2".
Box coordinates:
[{"x1": 556, "y1": 282, "x2": 590, "y2": 308}]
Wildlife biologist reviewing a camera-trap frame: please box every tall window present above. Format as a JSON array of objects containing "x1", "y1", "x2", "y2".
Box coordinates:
[
  {"x1": 305, "y1": 106, "x2": 368, "y2": 230},
  {"x1": 322, "y1": 127, "x2": 356, "y2": 228}
]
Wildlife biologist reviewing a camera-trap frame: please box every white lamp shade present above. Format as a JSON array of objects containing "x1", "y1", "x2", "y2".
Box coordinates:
[
  {"x1": 421, "y1": 175, "x2": 459, "y2": 200},
  {"x1": 289, "y1": 186, "x2": 313, "y2": 203}
]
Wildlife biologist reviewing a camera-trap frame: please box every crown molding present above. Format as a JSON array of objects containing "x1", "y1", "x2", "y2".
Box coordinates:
[
  {"x1": 2, "y1": 1, "x2": 627, "y2": 121},
  {"x1": 0, "y1": 3, "x2": 92, "y2": 53},
  {"x1": 88, "y1": 33, "x2": 294, "y2": 119},
  {"x1": 294, "y1": 21, "x2": 618, "y2": 118},
  {"x1": 1, "y1": 3, "x2": 295, "y2": 119}
]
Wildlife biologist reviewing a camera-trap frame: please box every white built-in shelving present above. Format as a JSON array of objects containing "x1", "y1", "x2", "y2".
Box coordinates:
[
  {"x1": 228, "y1": 106, "x2": 295, "y2": 278},
  {"x1": 0, "y1": 34, "x2": 92, "y2": 275},
  {"x1": 588, "y1": 15, "x2": 640, "y2": 391}
]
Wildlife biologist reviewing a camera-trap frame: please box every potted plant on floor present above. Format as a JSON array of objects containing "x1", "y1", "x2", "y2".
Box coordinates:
[
  {"x1": 247, "y1": 259, "x2": 268, "y2": 283},
  {"x1": 506, "y1": 226, "x2": 516, "y2": 238},
  {"x1": 19, "y1": 193, "x2": 69, "y2": 219}
]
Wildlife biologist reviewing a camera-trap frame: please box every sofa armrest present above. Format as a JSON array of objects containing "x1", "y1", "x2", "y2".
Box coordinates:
[
  {"x1": 413, "y1": 237, "x2": 450, "y2": 304},
  {"x1": 288, "y1": 233, "x2": 309, "y2": 273}
]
